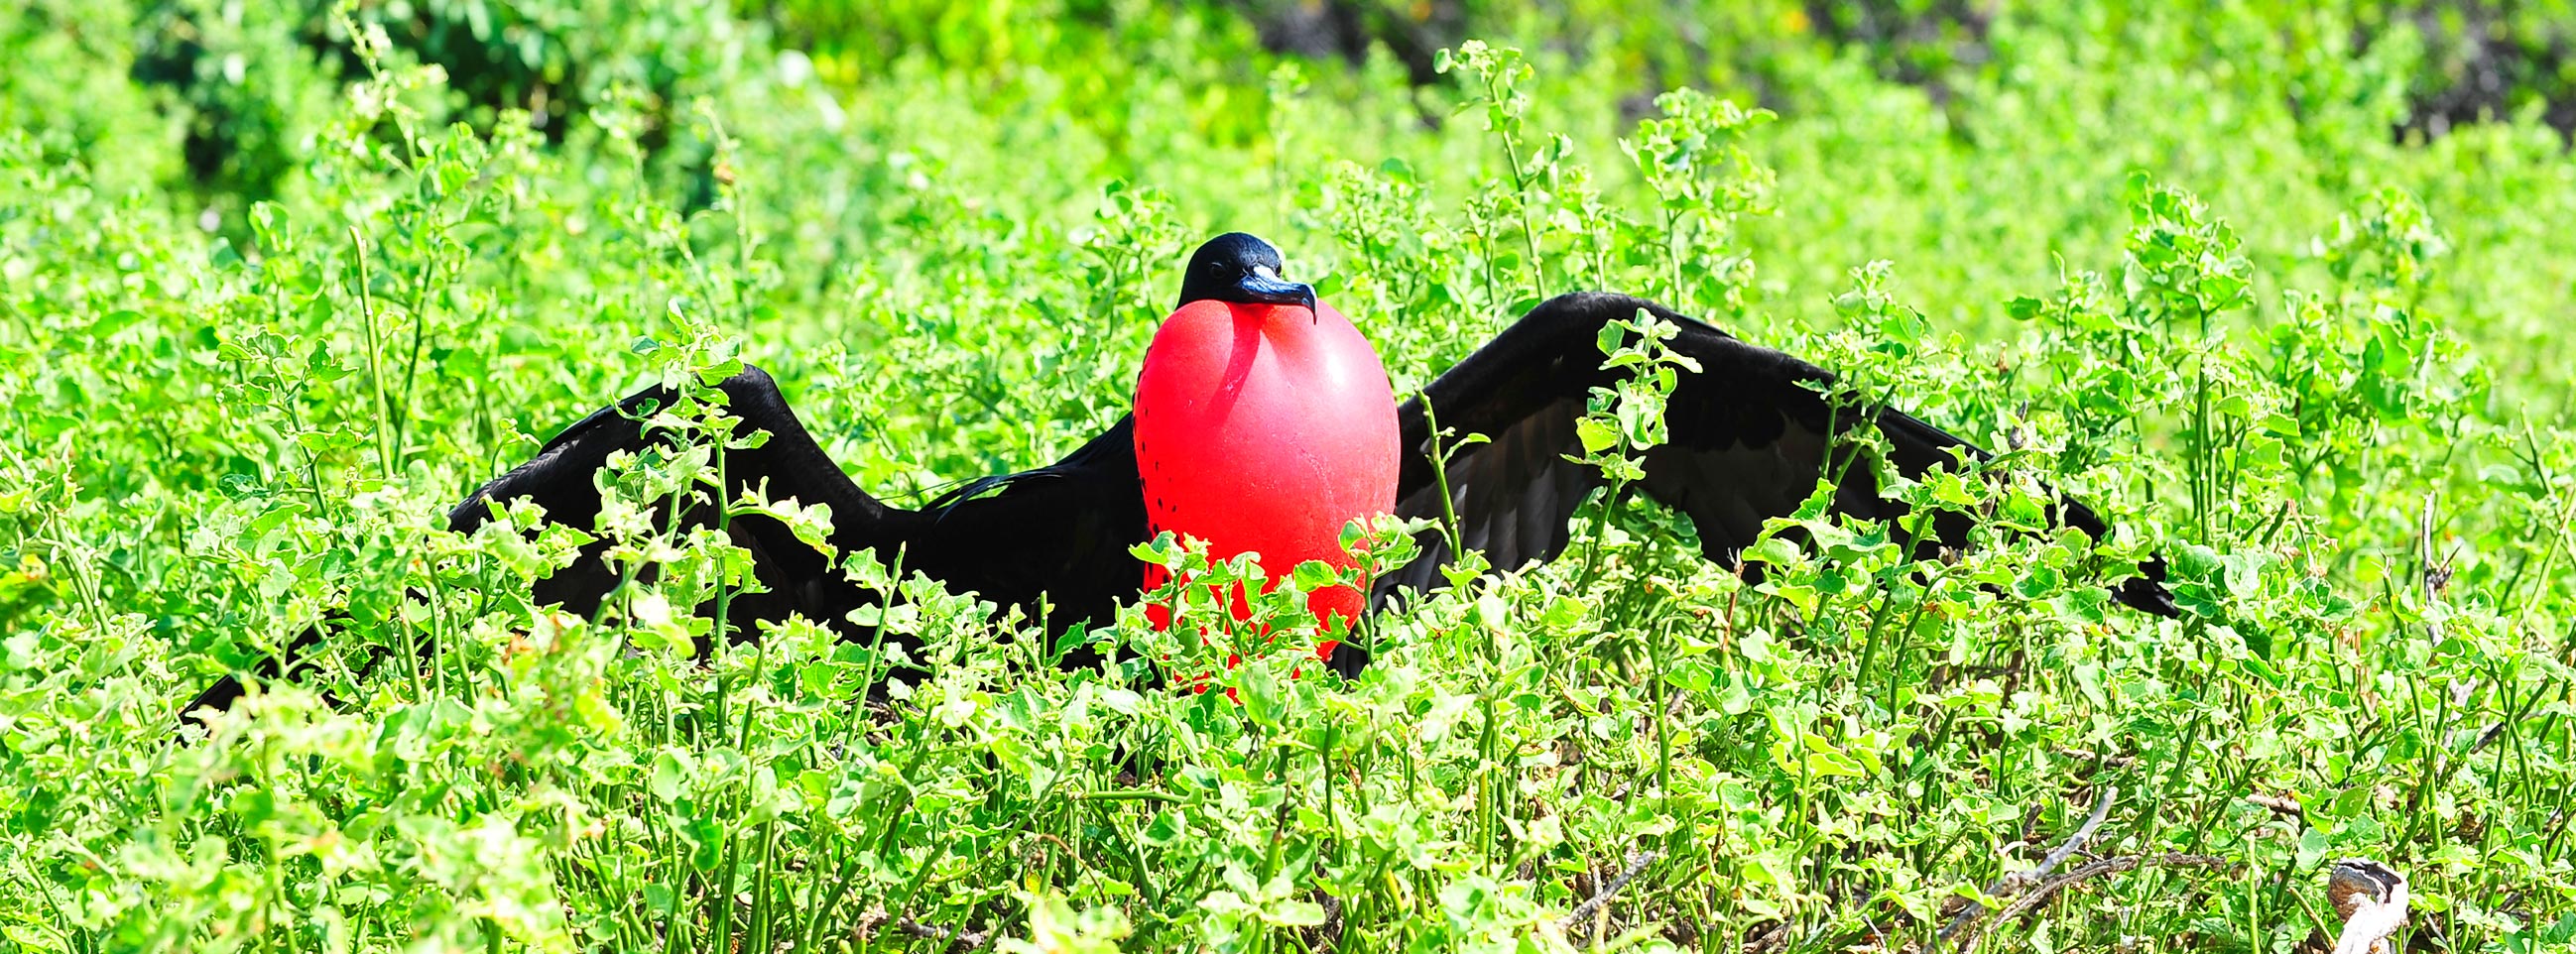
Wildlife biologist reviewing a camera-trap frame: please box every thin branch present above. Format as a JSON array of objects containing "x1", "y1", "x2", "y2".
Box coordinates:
[
  {"x1": 1562, "y1": 849, "x2": 1660, "y2": 933},
  {"x1": 2248, "y1": 792, "x2": 2304, "y2": 820},
  {"x1": 855, "y1": 911, "x2": 991, "y2": 952},
  {"x1": 1742, "y1": 919, "x2": 1792, "y2": 954},
  {"x1": 2469, "y1": 720, "x2": 2507, "y2": 754},
  {"x1": 1952, "y1": 853, "x2": 2235, "y2": 951},
  {"x1": 1939, "y1": 785, "x2": 2116, "y2": 943},
  {"x1": 2030, "y1": 785, "x2": 2117, "y2": 878},
  {"x1": 899, "y1": 917, "x2": 991, "y2": 951}
]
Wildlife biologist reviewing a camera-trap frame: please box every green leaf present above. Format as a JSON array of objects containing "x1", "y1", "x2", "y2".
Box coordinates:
[
  {"x1": 1574, "y1": 417, "x2": 1618, "y2": 454},
  {"x1": 650, "y1": 751, "x2": 688, "y2": 801}
]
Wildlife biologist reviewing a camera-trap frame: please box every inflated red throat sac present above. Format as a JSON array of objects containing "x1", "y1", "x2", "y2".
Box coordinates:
[{"x1": 1130, "y1": 299, "x2": 1401, "y2": 660}]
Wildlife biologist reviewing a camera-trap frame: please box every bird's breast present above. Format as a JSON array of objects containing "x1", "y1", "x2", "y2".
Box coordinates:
[{"x1": 1131, "y1": 300, "x2": 1400, "y2": 631}]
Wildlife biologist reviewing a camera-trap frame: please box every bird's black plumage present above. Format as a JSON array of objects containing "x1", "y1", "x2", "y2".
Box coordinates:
[
  {"x1": 176, "y1": 368, "x2": 1152, "y2": 719},
  {"x1": 179, "y1": 248, "x2": 2172, "y2": 727},
  {"x1": 1371, "y1": 292, "x2": 2175, "y2": 614},
  {"x1": 1176, "y1": 232, "x2": 1317, "y2": 314}
]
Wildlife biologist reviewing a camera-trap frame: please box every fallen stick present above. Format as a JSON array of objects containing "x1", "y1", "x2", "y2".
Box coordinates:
[
  {"x1": 1951, "y1": 853, "x2": 2234, "y2": 951},
  {"x1": 900, "y1": 916, "x2": 992, "y2": 951},
  {"x1": 1938, "y1": 785, "x2": 2117, "y2": 944},
  {"x1": 1562, "y1": 849, "x2": 1660, "y2": 934},
  {"x1": 855, "y1": 911, "x2": 992, "y2": 952}
]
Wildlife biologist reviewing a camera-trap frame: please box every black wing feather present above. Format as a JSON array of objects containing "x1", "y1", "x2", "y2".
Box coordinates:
[
  {"x1": 1376, "y1": 292, "x2": 2173, "y2": 614},
  {"x1": 900, "y1": 417, "x2": 1150, "y2": 647},
  {"x1": 181, "y1": 367, "x2": 1147, "y2": 726}
]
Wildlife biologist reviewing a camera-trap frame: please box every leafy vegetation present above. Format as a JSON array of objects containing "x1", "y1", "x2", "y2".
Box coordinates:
[{"x1": 4, "y1": 0, "x2": 2576, "y2": 951}]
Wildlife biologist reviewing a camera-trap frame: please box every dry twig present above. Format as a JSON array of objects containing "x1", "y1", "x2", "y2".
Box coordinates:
[
  {"x1": 856, "y1": 910, "x2": 991, "y2": 952},
  {"x1": 1740, "y1": 917, "x2": 1796, "y2": 954},
  {"x1": 2249, "y1": 792, "x2": 2304, "y2": 819},
  {"x1": 1951, "y1": 853, "x2": 2234, "y2": 951},
  {"x1": 1563, "y1": 849, "x2": 1660, "y2": 934},
  {"x1": 1938, "y1": 785, "x2": 2117, "y2": 944}
]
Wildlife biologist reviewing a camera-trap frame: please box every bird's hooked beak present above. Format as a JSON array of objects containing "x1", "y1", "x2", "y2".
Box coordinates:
[{"x1": 1239, "y1": 265, "x2": 1320, "y2": 321}]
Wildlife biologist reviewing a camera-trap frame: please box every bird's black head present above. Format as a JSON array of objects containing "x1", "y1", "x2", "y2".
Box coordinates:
[{"x1": 1176, "y1": 232, "x2": 1317, "y2": 317}]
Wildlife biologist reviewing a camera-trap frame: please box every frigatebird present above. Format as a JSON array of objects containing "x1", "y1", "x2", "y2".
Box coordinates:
[{"x1": 180, "y1": 232, "x2": 2173, "y2": 722}]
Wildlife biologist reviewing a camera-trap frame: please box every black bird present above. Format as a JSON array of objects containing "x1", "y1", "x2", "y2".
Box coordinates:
[{"x1": 180, "y1": 233, "x2": 2172, "y2": 722}]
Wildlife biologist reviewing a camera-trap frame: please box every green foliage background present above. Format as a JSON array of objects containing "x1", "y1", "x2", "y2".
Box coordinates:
[{"x1": 4, "y1": 0, "x2": 2576, "y2": 950}]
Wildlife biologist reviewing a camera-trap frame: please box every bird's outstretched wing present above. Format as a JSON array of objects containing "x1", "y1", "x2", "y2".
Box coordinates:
[
  {"x1": 1374, "y1": 292, "x2": 2175, "y2": 614},
  {"x1": 447, "y1": 369, "x2": 1148, "y2": 648},
  {"x1": 180, "y1": 366, "x2": 1148, "y2": 725},
  {"x1": 902, "y1": 417, "x2": 1149, "y2": 652}
]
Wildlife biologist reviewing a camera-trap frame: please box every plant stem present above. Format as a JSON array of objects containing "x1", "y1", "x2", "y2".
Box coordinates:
[{"x1": 347, "y1": 227, "x2": 396, "y2": 480}]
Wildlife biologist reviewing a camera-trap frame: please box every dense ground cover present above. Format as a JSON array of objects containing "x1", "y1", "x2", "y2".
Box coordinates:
[{"x1": 4, "y1": 0, "x2": 2576, "y2": 950}]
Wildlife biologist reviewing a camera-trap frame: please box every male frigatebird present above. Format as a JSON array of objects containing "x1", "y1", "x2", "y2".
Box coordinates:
[{"x1": 181, "y1": 233, "x2": 2173, "y2": 721}]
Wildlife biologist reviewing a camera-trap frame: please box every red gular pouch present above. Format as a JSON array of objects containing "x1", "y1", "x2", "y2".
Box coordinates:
[{"x1": 1130, "y1": 299, "x2": 1400, "y2": 674}]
